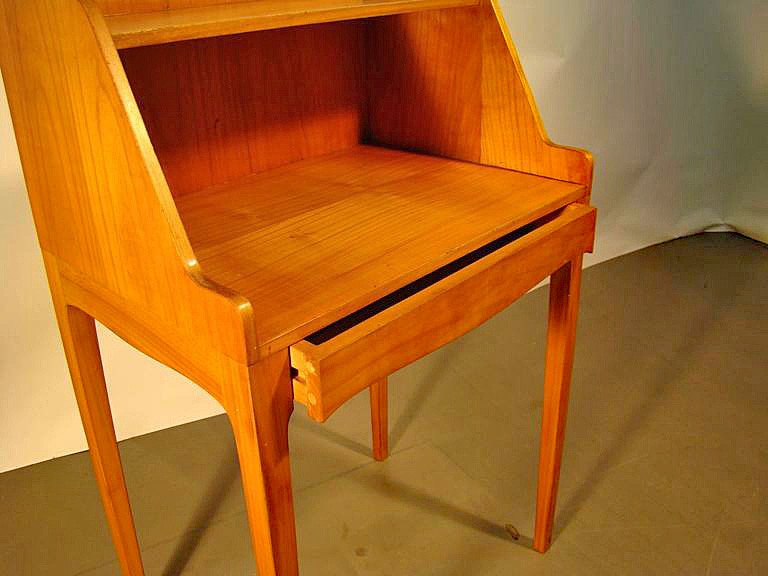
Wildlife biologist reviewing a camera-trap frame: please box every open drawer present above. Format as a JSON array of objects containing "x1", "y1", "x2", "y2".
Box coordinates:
[{"x1": 291, "y1": 203, "x2": 596, "y2": 422}]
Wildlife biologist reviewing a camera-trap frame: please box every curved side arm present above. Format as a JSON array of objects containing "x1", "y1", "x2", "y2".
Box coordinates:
[
  {"x1": 483, "y1": 0, "x2": 594, "y2": 193},
  {"x1": 366, "y1": 0, "x2": 593, "y2": 194},
  {"x1": 0, "y1": 0, "x2": 258, "y2": 364}
]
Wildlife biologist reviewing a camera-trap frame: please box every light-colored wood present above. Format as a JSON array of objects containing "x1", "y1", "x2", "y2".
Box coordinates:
[
  {"x1": 0, "y1": 0, "x2": 251, "y2": 571},
  {"x1": 120, "y1": 22, "x2": 366, "y2": 196},
  {"x1": 290, "y1": 205, "x2": 595, "y2": 421},
  {"x1": 292, "y1": 375, "x2": 310, "y2": 407},
  {"x1": 534, "y1": 255, "x2": 583, "y2": 553},
  {"x1": 223, "y1": 352, "x2": 299, "y2": 576},
  {"x1": 58, "y1": 257, "x2": 236, "y2": 405},
  {"x1": 106, "y1": 0, "x2": 479, "y2": 48},
  {"x1": 367, "y1": 0, "x2": 592, "y2": 188},
  {"x1": 0, "y1": 0, "x2": 256, "y2": 361},
  {"x1": 2, "y1": 0, "x2": 596, "y2": 571},
  {"x1": 43, "y1": 255, "x2": 145, "y2": 576},
  {"x1": 176, "y1": 145, "x2": 587, "y2": 355},
  {"x1": 366, "y1": 7, "x2": 482, "y2": 160},
  {"x1": 97, "y1": 0, "x2": 254, "y2": 16},
  {"x1": 480, "y1": 1, "x2": 593, "y2": 189},
  {"x1": 370, "y1": 378, "x2": 389, "y2": 461}
]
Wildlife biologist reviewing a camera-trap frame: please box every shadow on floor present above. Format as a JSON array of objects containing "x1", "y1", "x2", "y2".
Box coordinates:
[
  {"x1": 554, "y1": 239, "x2": 753, "y2": 536},
  {"x1": 161, "y1": 448, "x2": 240, "y2": 576}
]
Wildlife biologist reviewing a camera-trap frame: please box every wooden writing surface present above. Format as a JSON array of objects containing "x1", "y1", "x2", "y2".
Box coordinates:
[{"x1": 0, "y1": 0, "x2": 595, "y2": 572}]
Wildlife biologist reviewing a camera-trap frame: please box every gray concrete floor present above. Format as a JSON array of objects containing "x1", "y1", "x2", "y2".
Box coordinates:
[{"x1": 2, "y1": 232, "x2": 766, "y2": 575}]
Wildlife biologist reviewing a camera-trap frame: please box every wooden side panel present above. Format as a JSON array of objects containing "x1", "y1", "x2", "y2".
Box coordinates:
[
  {"x1": 121, "y1": 22, "x2": 365, "y2": 196},
  {"x1": 366, "y1": 0, "x2": 592, "y2": 187},
  {"x1": 366, "y1": 7, "x2": 481, "y2": 160},
  {"x1": 96, "y1": 0, "x2": 253, "y2": 17},
  {"x1": 0, "y1": 0, "x2": 253, "y2": 362},
  {"x1": 480, "y1": 1, "x2": 592, "y2": 188}
]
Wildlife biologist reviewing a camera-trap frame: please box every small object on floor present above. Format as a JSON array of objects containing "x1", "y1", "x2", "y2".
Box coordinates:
[{"x1": 505, "y1": 524, "x2": 521, "y2": 540}]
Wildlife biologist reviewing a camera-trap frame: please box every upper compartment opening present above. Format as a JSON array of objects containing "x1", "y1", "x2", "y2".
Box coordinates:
[
  {"x1": 119, "y1": 4, "x2": 484, "y2": 198},
  {"x1": 114, "y1": 0, "x2": 591, "y2": 200},
  {"x1": 111, "y1": 1, "x2": 590, "y2": 348}
]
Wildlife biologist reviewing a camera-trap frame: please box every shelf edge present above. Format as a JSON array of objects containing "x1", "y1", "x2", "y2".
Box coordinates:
[{"x1": 108, "y1": 0, "x2": 480, "y2": 49}]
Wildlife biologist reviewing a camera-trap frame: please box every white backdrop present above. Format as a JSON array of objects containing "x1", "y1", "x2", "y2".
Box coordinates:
[{"x1": 1, "y1": 0, "x2": 765, "y2": 472}]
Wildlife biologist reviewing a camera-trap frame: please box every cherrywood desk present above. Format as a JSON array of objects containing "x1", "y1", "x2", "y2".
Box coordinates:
[{"x1": 0, "y1": 1, "x2": 595, "y2": 574}]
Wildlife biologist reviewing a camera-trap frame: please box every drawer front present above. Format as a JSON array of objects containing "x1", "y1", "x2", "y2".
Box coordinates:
[{"x1": 291, "y1": 204, "x2": 596, "y2": 421}]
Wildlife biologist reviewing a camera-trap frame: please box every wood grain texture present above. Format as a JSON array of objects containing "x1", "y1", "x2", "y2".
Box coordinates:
[
  {"x1": 290, "y1": 206, "x2": 595, "y2": 422},
  {"x1": 106, "y1": 0, "x2": 479, "y2": 48},
  {"x1": 370, "y1": 378, "x2": 389, "y2": 461},
  {"x1": 2, "y1": 0, "x2": 596, "y2": 569},
  {"x1": 58, "y1": 257, "x2": 235, "y2": 406},
  {"x1": 175, "y1": 145, "x2": 587, "y2": 354},
  {"x1": 367, "y1": 0, "x2": 592, "y2": 188},
  {"x1": 223, "y1": 352, "x2": 299, "y2": 576},
  {"x1": 0, "y1": 0, "x2": 255, "y2": 362},
  {"x1": 480, "y1": 0, "x2": 593, "y2": 188},
  {"x1": 366, "y1": 6, "x2": 482, "y2": 160},
  {"x1": 121, "y1": 22, "x2": 365, "y2": 196},
  {"x1": 534, "y1": 256, "x2": 583, "y2": 553},
  {"x1": 97, "y1": 0, "x2": 253, "y2": 17},
  {"x1": 43, "y1": 254, "x2": 145, "y2": 576}
]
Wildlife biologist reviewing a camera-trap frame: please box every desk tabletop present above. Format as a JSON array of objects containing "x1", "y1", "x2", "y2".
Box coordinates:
[{"x1": 175, "y1": 145, "x2": 586, "y2": 351}]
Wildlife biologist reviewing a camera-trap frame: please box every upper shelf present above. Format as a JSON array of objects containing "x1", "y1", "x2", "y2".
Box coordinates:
[
  {"x1": 174, "y1": 145, "x2": 587, "y2": 352},
  {"x1": 107, "y1": 0, "x2": 480, "y2": 48}
]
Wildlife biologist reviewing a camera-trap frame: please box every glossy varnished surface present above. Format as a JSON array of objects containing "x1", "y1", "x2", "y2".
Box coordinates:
[
  {"x1": 106, "y1": 0, "x2": 479, "y2": 48},
  {"x1": 290, "y1": 206, "x2": 595, "y2": 422},
  {"x1": 121, "y1": 22, "x2": 365, "y2": 197},
  {"x1": 1, "y1": 0, "x2": 595, "y2": 571},
  {"x1": 0, "y1": 0, "x2": 254, "y2": 361},
  {"x1": 175, "y1": 145, "x2": 587, "y2": 352},
  {"x1": 367, "y1": 2, "x2": 592, "y2": 188},
  {"x1": 4, "y1": 234, "x2": 765, "y2": 576}
]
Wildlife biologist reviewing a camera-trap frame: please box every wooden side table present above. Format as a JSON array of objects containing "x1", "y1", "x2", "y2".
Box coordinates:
[{"x1": 0, "y1": 1, "x2": 595, "y2": 574}]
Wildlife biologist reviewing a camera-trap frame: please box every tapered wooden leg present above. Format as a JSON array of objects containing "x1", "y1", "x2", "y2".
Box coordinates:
[
  {"x1": 58, "y1": 305, "x2": 145, "y2": 575},
  {"x1": 534, "y1": 255, "x2": 583, "y2": 553},
  {"x1": 370, "y1": 377, "x2": 389, "y2": 461},
  {"x1": 226, "y1": 352, "x2": 299, "y2": 576}
]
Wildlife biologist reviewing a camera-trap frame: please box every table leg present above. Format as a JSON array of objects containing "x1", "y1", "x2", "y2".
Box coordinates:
[
  {"x1": 370, "y1": 377, "x2": 389, "y2": 461},
  {"x1": 227, "y1": 352, "x2": 299, "y2": 576},
  {"x1": 57, "y1": 304, "x2": 145, "y2": 575},
  {"x1": 534, "y1": 255, "x2": 583, "y2": 552}
]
